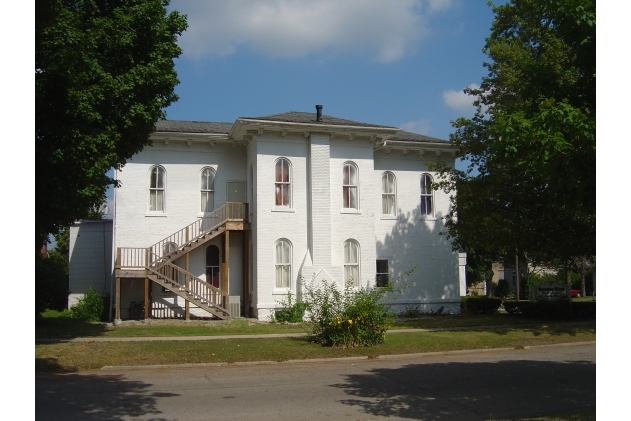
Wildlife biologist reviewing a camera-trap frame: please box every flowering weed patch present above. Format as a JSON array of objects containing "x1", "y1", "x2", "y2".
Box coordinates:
[{"x1": 303, "y1": 273, "x2": 412, "y2": 348}]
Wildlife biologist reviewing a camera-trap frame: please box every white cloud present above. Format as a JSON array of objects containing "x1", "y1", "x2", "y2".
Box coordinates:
[
  {"x1": 442, "y1": 83, "x2": 479, "y2": 111},
  {"x1": 400, "y1": 118, "x2": 431, "y2": 135},
  {"x1": 170, "y1": 0, "x2": 454, "y2": 62}
]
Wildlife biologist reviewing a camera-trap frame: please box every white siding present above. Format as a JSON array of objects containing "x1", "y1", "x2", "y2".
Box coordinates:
[{"x1": 68, "y1": 220, "x2": 113, "y2": 308}]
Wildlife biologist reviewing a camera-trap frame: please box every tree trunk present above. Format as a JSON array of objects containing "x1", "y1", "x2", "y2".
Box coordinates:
[
  {"x1": 580, "y1": 262, "x2": 586, "y2": 297},
  {"x1": 565, "y1": 262, "x2": 572, "y2": 316}
]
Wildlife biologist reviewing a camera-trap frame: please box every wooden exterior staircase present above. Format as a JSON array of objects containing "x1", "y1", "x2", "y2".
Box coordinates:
[{"x1": 115, "y1": 203, "x2": 249, "y2": 320}]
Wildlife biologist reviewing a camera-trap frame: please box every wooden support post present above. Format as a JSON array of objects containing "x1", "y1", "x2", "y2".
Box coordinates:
[
  {"x1": 144, "y1": 277, "x2": 150, "y2": 319},
  {"x1": 185, "y1": 252, "x2": 190, "y2": 320},
  {"x1": 243, "y1": 230, "x2": 250, "y2": 318},
  {"x1": 224, "y1": 230, "x2": 230, "y2": 294},
  {"x1": 115, "y1": 277, "x2": 121, "y2": 320}
]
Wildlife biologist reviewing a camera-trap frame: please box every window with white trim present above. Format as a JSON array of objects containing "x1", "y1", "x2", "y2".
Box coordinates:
[
  {"x1": 342, "y1": 162, "x2": 358, "y2": 209},
  {"x1": 201, "y1": 167, "x2": 216, "y2": 212},
  {"x1": 420, "y1": 173, "x2": 433, "y2": 216},
  {"x1": 382, "y1": 172, "x2": 396, "y2": 215},
  {"x1": 149, "y1": 165, "x2": 166, "y2": 212},
  {"x1": 275, "y1": 158, "x2": 291, "y2": 207},
  {"x1": 344, "y1": 239, "x2": 360, "y2": 287},
  {"x1": 376, "y1": 260, "x2": 390, "y2": 287},
  {"x1": 275, "y1": 239, "x2": 292, "y2": 289},
  {"x1": 206, "y1": 245, "x2": 220, "y2": 288}
]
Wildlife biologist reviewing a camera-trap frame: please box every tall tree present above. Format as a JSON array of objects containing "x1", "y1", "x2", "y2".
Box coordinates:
[
  {"x1": 35, "y1": 0, "x2": 187, "y2": 250},
  {"x1": 436, "y1": 1, "x2": 595, "y2": 279}
]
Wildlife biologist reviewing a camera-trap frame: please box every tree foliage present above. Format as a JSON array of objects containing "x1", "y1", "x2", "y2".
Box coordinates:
[
  {"x1": 35, "y1": 0, "x2": 187, "y2": 249},
  {"x1": 436, "y1": 0, "x2": 595, "y2": 269}
]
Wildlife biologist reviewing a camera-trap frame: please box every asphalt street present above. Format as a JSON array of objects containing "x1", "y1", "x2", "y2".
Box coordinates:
[{"x1": 35, "y1": 342, "x2": 595, "y2": 421}]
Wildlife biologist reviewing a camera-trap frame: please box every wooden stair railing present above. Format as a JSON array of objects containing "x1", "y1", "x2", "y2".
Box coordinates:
[
  {"x1": 147, "y1": 202, "x2": 247, "y2": 266},
  {"x1": 146, "y1": 262, "x2": 230, "y2": 319}
]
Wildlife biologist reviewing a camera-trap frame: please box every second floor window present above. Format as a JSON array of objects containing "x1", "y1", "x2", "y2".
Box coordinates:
[
  {"x1": 382, "y1": 172, "x2": 396, "y2": 215},
  {"x1": 343, "y1": 162, "x2": 358, "y2": 209},
  {"x1": 275, "y1": 158, "x2": 291, "y2": 207},
  {"x1": 149, "y1": 165, "x2": 165, "y2": 212},
  {"x1": 420, "y1": 174, "x2": 433, "y2": 216},
  {"x1": 201, "y1": 167, "x2": 216, "y2": 212}
]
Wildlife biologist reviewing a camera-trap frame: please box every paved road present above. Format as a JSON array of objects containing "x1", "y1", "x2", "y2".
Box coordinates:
[{"x1": 36, "y1": 343, "x2": 595, "y2": 421}]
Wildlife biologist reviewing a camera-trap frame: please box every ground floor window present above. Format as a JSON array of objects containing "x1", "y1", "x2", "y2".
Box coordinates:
[{"x1": 376, "y1": 260, "x2": 389, "y2": 287}]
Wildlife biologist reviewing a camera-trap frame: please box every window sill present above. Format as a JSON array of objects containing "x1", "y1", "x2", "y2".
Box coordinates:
[
  {"x1": 271, "y1": 207, "x2": 295, "y2": 213},
  {"x1": 419, "y1": 216, "x2": 437, "y2": 221},
  {"x1": 340, "y1": 209, "x2": 361, "y2": 214},
  {"x1": 145, "y1": 212, "x2": 168, "y2": 217},
  {"x1": 272, "y1": 289, "x2": 291, "y2": 295},
  {"x1": 380, "y1": 215, "x2": 398, "y2": 220}
]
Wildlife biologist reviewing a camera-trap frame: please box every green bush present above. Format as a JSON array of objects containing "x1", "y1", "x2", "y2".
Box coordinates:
[
  {"x1": 461, "y1": 296, "x2": 502, "y2": 314},
  {"x1": 492, "y1": 279, "x2": 511, "y2": 298},
  {"x1": 302, "y1": 279, "x2": 396, "y2": 348},
  {"x1": 502, "y1": 299, "x2": 572, "y2": 319},
  {"x1": 272, "y1": 292, "x2": 307, "y2": 323},
  {"x1": 573, "y1": 301, "x2": 596, "y2": 317},
  {"x1": 35, "y1": 254, "x2": 69, "y2": 317},
  {"x1": 70, "y1": 288, "x2": 105, "y2": 322}
]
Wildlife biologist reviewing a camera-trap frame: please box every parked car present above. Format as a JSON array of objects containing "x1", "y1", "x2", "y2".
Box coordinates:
[{"x1": 571, "y1": 289, "x2": 582, "y2": 297}]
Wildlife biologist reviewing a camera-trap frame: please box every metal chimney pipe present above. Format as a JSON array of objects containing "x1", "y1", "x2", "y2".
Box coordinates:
[{"x1": 316, "y1": 104, "x2": 323, "y2": 122}]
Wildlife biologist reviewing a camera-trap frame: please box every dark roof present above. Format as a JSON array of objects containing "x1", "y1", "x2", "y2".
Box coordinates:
[
  {"x1": 390, "y1": 130, "x2": 449, "y2": 144},
  {"x1": 155, "y1": 120, "x2": 233, "y2": 134},
  {"x1": 153, "y1": 118, "x2": 449, "y2": 144},
  {"x1": 242, "y1": 111, "x2": 397, "y2": 129}
]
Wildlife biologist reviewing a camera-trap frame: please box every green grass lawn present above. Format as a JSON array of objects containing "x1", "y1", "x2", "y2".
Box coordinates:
[
  {"x1": 37, "y1": 310, "x2": 591, "y2": 338},
  {"x1": 35, "y1": 310, "x2": 595, "y2": 372}
]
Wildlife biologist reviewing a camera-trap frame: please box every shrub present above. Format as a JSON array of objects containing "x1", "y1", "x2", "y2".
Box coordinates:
[
  {"x1": 492, "y1": 279, "x2": 511, "y2": 298},
  {"x1": 272, "y1": 291, "x2": 307, "y2": 323},
  {"x1": 573, "y1": 301, "x2": 596, "y2": 317},
  {"x1": 502, "y1": 299, "x2": 572, "y2": 319},
  {"x1": 70, "y1": 288, "x2": 105, "y2": 322},
  {"x1": 35, "y1": 254, "x2": 69, "y2": 317},
  {"x1": 461, "y1": 296, "x2": 502, "y2": 314}
]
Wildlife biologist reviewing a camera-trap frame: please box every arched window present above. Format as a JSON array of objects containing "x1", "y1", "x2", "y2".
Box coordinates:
[
  {"x1": 275, "y1": 158, "x2": 291, "y2": 207},
  {"x1": 420, "y1": 174, "x2": 433, "y2": 216},
  {"x1": 342, "y1": 162, "x2": 358, "y2": 209},
  {"x1": 344, "y1": 239, "x2": 360, "y2": 287},
  {"x1": 201, "y1": 167, "x2": 216, "y2": 212},
  {"x1": 149, "y1": 165, "x2": 166, "y2": 211},
  {"x1": 275, "y1": 239, "x2": 292, "y2": 289},
  {"x1": 382, "y1": 171, "x2": 396, "y2": 215},
  {"x1": 206, "y1": 245, "x2": 220, "y2": 288}
]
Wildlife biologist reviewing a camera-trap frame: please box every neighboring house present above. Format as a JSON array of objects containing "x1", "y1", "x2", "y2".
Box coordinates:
[{"x1": 69, "y1": 106, "x2": 464, "y2": 321}]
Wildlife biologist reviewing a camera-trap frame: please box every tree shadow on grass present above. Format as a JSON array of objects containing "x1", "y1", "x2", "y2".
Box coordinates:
[
  {"x1": 36, "y1": 317, "x2": 110, "y2": 339},
  {"x1": 36, "y1": 371, "x2": 179, "y2": 421},
  {"x1": 331, "y1": 358, "x2": 595, "y2": 421}
]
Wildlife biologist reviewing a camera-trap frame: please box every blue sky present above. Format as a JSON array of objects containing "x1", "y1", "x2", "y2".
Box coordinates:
[{"x1": 164, "y1": 0, "x2": 495, "y2": 142}]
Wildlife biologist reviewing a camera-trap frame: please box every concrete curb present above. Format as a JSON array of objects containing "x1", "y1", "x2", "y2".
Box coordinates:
[{"x1": 98, "y1": 342, "x2": 595, "y2": 371}]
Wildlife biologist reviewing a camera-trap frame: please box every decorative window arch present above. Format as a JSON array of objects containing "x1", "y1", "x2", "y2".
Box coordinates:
[
  {"x1": 343, "y1": 239, "x2": 360, "y2": 287},
  {"x1": 206, "y1": 245, "x2": 220, "y2": 288},
  {"x1": 201, "y1": 167, "x2": 216, "y2": 212},
  {"x1": 275, "y1": 158, "x2": 292, "y2": 207},
  {"x1": 149, "y1": 165, "x2": 166, "y2": 212},
  {"x1": 275, "y1": 239, "x2": 292, "y2": 289},
  {"x1": 382, "y1": 171, "x2": 396, "y2": 216},
  {"x1": 420, "y1": 173, "x2": 433, "y2": 216},
  {"x1": 342, "y1": 162, "x2": 359, "y2": 209}
]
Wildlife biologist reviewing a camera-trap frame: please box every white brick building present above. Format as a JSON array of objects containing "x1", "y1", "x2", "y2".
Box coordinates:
[{"x1": 71, "y1": 106, "x2": 464, "y2": 321}]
